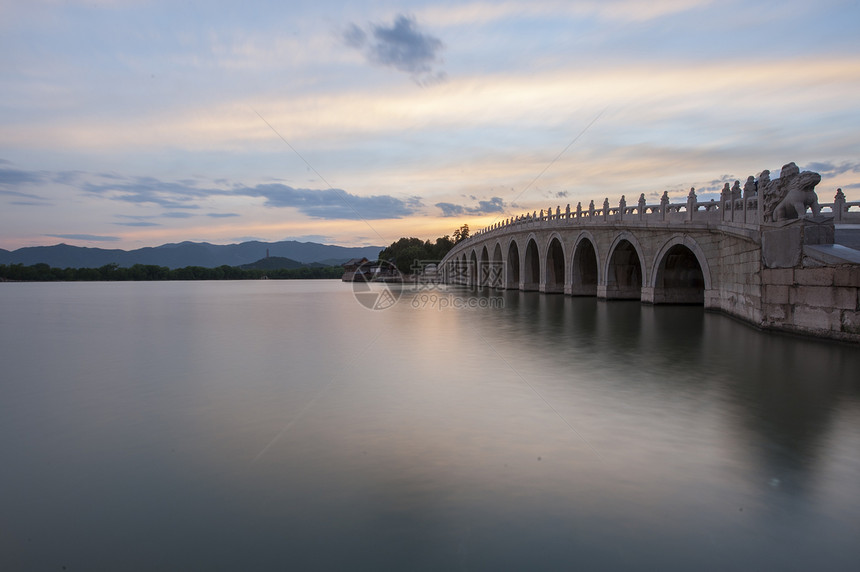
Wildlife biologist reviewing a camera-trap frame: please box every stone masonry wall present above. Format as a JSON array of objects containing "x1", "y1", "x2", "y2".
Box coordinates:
[
  {"x1": 709, "y1": 232, "x2": 763, "y2": 325},
  {"x1": 761, "y1": 265, "x2": 860, "y2": 342}
]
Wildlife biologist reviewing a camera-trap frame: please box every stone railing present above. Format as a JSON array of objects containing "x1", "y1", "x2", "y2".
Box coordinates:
[
  {"x1": 824, "y1": 188, "x2": 860, "y2": 222},
  {"x1": 465, "y1": 187, "x2": 859, "y2": 242}
]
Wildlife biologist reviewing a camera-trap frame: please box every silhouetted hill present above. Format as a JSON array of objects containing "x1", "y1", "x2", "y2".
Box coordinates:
[
  {"x1": 0, "y1": 240, "x2": 383, "y2": 269},
  {"x1": 239, "y1": 256, "x2": 306, "y2": 270}
]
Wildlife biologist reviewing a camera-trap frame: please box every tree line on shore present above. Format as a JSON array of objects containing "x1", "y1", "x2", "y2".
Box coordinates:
[
  {"x1": 378, "y1": 224, "x2": 468, "y2": 274},
  {"x1": 0, "y1": 262, "x2": 344, "y2": 282},
  {"x1": 1, "y1": 224, "x2": 472, "y2": 282}
]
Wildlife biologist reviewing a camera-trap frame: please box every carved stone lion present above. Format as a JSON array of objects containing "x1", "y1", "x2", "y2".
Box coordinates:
[
  {"x1": 743, "y1": 176, "x2": 756, "y2": 198},
  {"x1": 761, "y1": 162, "x2": 822, "y2": 222}
]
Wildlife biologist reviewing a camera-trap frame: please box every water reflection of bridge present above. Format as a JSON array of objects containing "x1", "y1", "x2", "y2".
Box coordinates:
[{"x1": 440, "y1": 184, "x2": 860, "y2": 342}]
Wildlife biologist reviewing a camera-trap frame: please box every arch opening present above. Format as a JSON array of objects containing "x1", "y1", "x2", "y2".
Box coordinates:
[
  {"x1": 479, "y1": 245, "x2": 490, "y2": 287},
  {"x1": 545, "y1": 238, "x2": 565, "y2": 293},
  {"x1": 571, "y1": 239, "x2": 598, "y2": 296},
  {"x1": 469, "y1": 250, "x2": 478, "y2": 289},
  {"x1": 523, "y1": 239, "x2": 540, "y2": 291},
  {"x1": 506, "y1": 242, "x2": 520, "y2": 289},
  {"x1": 653, "y1": 244, "x2": 705, "y2": 304},
  {"x1": 492, "y1": 243, "x2": 504, "y2": 289},
  {"x1": 606, "y1": 240, "x2": 642, "y2": 300}
]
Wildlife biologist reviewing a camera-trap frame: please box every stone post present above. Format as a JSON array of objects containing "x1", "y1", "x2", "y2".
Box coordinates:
[
  {"x1": 602, "y1": 198, "x2": 610, "y2": 221},
  {"x1": 731, "y1": 180, "x2": 741, "y2": 223},
  {"x1": 834, "y1": 188, "x2": 845, "y2": 222},
  {"x1": 686, "y1": 187, "x2": 696, "y2": 221},
  {"x1": 731, "y1": 180, "x2": 741, "y2": 200},
  {"x1": 743, "y1": 176, "x2": 756, "y2": 199},
  {"x1": 660, "y1": 191, "x2": 669, "y2": 221},
  {"x1": 576, "y1": 202, "x2": 582, "y2": 219},
  {"x1": 743, "y1": 175, "x2": 756, "y2": 223},
  {"x1": 589, "y1": 200, "x2": 595, "y2": 220},
  {"x1": 619, "y1": 195, "x2": 626, "y2": 221},
  {"x1": 721, "y1": 183, "x2": 731, "y2": 222},
  {"x1": 565, "y1": 204, "x2": 570, "y2": 220},
  {"x1": 638, "y1": 193, "x2": 646, "y2": 221}
]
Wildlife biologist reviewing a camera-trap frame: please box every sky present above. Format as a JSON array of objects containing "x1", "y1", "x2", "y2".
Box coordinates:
[{"x1": 2, "y1": 0, "x2": 860, "y2": 251}]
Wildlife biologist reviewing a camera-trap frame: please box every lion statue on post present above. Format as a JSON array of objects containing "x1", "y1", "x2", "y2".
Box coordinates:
[{"x1": 761, "y1": 162, "x2": 822, "y2": 222}]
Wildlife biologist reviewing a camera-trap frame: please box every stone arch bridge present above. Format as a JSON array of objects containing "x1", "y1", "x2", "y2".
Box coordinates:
[{"x1": 439, "y1": 173, "x2": 860, "y2": 342}]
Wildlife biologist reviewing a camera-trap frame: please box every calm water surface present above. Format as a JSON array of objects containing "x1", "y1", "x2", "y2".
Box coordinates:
[{"x1": 1, "y1": 280, "x2": 859, "y2": 570}]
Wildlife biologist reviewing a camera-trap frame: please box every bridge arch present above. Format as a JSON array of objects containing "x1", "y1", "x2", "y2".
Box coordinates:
[
  {"x1": 523, "y1": 235, "x2": 541, "y2": 291},
  {"x1": 506, "y1": 239, "x2": 520, "y2": 289},
  {"x1": 469, "y1": 249, "x2": 478, "y2": 289},
  {"x1": 544, "y1": 233, "x2": 565, "y2": 293},
  {"x1": 603, "y1": 232, "x2": 646, "y2": 300},
  {"x1": 491, "y1": 242, "x2": 504, "y2": 288},
  {"x1": 570, "y1": 232, "x2": 600, "y2": 296},
  {"x1": 454, "y1": 253, "x2": 466, "y2": 285},
  {"x1": 480, "y1": 245, "x2": 490, "y2": 287},
  {"x1": 649, "y1": 235, "x2": 711, "y2": 304}
]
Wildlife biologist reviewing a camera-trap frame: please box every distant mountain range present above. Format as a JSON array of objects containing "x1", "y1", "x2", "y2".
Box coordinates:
[{"x1": 0, "y1": 240, "x2": 384, "y2": 269}]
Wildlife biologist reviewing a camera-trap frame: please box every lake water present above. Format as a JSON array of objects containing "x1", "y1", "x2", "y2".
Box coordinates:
[{"x1": 1, "y1": 280, "x2": 859, "y2": 571}]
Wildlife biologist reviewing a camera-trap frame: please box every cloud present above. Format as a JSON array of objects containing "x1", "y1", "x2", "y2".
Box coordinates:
[
  {"x1": 435, "y1": 202, "x2": 464, "y2": 217},
  {"x1": 345, "y1": 14, "x2": 446, "y2": 84},
  {"x1": 435, "y1": 196, "x2": 505, "y2": 217},
  {"x1": 471, "y1": 196, "x2": 505, "y2": 213},
  {"x1": 45, "y1": 234, "x2": 121, "y2": 242},
  {"x1": 241, "y1": 183, "x2": 422, "y2": 219},
  {"x1": 0, "y1": 166, "x2": 46, "y2": 186},
  {"x1": 13, "y1": 166, "x2": 423, "y2": 221},
  {"x1": 0, "y1": 182, "x2": 53, "y2": 206},
  {"x1": 805, "y1": 161, "x2": 860, "y2": 176},
  {"x1": 114, "y1": 221, "x2": 160, "y2": 227},
  {"x1": 0, "y1": 188, "x2": 48, "y2": 200},
  {"x1": 343, "y1": 24, "x2": 367, "y2": 48},
  {"x1": 51, "y1": 171, "x2": 86, "y2": 185},
  {"x1": 83, "y1": 177, "x2": 206, "y2": 209},
  {"x1": 697, "y1": 174, "x2": 738, "y2": 194},
  {"x1": 1, "y1": 162, "x2": 81, "y2": 190}
]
